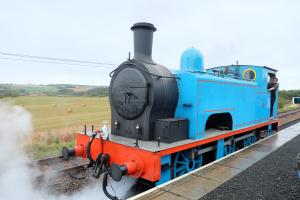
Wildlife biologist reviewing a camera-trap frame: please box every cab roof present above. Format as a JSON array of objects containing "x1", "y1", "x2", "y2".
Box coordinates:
[{"x1": 207, "y1": 65, "x2": 278, "y2": 72}]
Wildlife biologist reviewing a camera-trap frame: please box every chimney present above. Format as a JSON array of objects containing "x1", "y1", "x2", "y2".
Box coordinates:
[{"x1": 131, "y1": 22, "x2": 156, "y2": 64}]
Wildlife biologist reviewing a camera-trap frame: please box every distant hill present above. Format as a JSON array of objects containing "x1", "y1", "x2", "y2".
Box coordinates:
[{"x1": 0, "y1": 84, "x2": 108, "y2": 97}]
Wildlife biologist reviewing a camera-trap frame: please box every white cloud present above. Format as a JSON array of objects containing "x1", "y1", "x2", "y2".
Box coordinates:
[{"x1": 0, "y1": 0, "x2": 299, "y2": 89}]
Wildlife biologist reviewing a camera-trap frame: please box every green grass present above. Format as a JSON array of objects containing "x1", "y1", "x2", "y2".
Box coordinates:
[
  {"x1": 25, "y1": 139, "x2": 75, "y2": 159},
  {"x1": 278, "y1": 104, "x2": 299, "y2": 113},
  {"x1": 3, "y1": 96, "x2": 111, "y2": 132},
  {"x1": 1, "y1": 96, "x2": 110, "y2": 158}
]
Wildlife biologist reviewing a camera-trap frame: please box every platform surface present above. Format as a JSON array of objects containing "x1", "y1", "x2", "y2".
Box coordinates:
[{"x1": 129, "y1": 122, "x2": 300, "y2": 200}]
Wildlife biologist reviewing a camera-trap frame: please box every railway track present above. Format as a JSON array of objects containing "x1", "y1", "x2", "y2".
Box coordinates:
[
  {"x1": 278, "y1": 107, "x2": 300, "y2": 130},
  {"x1": 31, "y1": 107, "x2": 300, "y2": 196},
  {"x1": 278, "y1": 107, "x2": 300, "y2": 117},
  {"x1": 33, "y1": 155, "x2": 87, "y2": 172},
  {"x1": 32, "y1": 155, "x2": 89, "y2": 190}
]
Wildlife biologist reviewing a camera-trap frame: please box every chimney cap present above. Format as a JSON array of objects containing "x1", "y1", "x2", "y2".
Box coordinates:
[{"x1": 131, "y1": 22, "x2": 156, "y2": 32}]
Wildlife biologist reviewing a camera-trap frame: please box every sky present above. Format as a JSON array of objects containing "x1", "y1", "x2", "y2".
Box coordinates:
[{"x1": 0, "y1": 0, "x2": 299, "y2": 89}]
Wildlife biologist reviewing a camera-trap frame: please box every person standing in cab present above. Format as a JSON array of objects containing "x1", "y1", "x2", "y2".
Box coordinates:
[{"x1": 268, "y1": 76, "x2": 279, "y2": 117}]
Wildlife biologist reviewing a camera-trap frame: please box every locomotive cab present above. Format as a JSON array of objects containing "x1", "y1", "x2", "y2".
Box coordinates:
[{"x1": 175, "y1": 57, "x2": 278, "y2": 140}]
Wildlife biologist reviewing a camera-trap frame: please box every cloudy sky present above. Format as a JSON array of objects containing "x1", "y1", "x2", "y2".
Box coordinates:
[{"x1": 0, "y1": 0, "x2": 299, "y2": 89}]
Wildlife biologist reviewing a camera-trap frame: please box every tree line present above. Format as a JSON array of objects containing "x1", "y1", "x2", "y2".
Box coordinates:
[{"x1": 0, "y1": 84, "x2": 109, "y2": 98}]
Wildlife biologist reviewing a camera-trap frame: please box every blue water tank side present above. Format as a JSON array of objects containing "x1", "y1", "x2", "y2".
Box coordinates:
[{"x1": 180, "y1": 48, "x2": 204, "y2": 71}]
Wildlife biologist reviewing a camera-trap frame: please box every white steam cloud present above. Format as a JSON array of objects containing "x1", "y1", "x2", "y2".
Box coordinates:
[{"x1": 0, "y1": 103, "x2": 135, "y2": 200}]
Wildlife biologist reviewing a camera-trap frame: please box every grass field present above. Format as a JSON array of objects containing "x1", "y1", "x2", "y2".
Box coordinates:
[
  {"x1": 1, "y1": 96, "x2": 110, "y2": 158},
  {"x1": 1, "y1": 95, "x2": 297, "y2": 158},
  {"x1": 278, "y1": 104, "x2": 299, "y2": 112}
]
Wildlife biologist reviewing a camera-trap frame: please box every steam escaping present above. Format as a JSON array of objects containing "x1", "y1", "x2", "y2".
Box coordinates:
[
  {"x1": 0, "y1": 102, "x2": 35, "y2": 199},
  {"x1": 0, "y1": 102, "x2": 136, "y2": 200}
]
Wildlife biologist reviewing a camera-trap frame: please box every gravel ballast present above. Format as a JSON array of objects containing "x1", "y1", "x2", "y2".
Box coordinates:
[{"x1": 201, "y1": 134, "x2": 300, "y2": 200}]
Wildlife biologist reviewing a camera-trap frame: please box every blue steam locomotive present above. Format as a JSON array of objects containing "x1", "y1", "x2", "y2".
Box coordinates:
[{"x1": 65, "y1": 22, "x2": 279, "y2": 199}]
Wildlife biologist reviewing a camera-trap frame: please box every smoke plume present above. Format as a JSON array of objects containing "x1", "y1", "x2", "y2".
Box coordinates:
[{"x1": 0, "y1": 102, "x2": 135, "y2": 200}]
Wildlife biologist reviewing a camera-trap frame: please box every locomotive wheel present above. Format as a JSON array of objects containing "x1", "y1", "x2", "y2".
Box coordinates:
[
  {"x1": 224, "y1": 143, "x2": 236, "y2": 156},
  {"x1": 243, "y1": 136, "x2": 256, "y2": 147},
  {"x1": 173, "y1": 150, "x2": 202, "y2": 178}
]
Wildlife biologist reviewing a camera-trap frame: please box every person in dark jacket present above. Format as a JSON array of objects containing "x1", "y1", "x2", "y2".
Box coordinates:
[{"x1": 268, "y1": 77, "x2": 279, "y2": 117}]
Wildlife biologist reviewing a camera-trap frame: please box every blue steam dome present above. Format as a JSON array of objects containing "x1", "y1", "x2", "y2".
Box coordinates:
[{"x1": 180, "y1": 47, "x2": 204, "y2": 71}]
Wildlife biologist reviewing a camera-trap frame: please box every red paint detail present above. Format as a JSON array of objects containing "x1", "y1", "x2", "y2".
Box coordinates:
[
  {"x1": 75, "y1": 134, "x2": 160, "y2": 182},
  {"x1": 157, "y1": 120, "x2": 278, "y2": 157},
  {"x1": 74, "y1": 145, "x2": 84, "y2": 156},
  {"x1": 74, "y1": 120, "x2": 278, "y2": 182},
  {"x1": 124, "y1": 161, "x2": 138, "y2": 174},
  {"x1": 124, "y1": 158, "x2": 143, "y2": 177}
]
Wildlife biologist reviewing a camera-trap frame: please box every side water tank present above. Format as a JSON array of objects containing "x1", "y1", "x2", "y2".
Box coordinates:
[{"x1": 180, "y1": 47, "x2": 204, "y2": 71}]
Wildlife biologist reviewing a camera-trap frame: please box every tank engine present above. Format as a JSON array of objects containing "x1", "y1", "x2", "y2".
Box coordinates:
[{"x1": 62, "y1": 22, "x2": 279, "y2": 200}]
